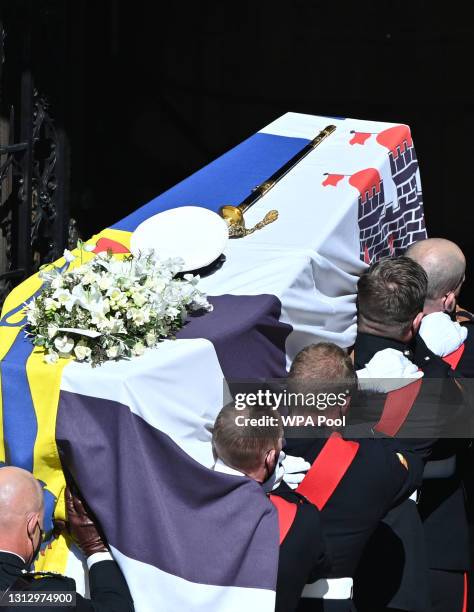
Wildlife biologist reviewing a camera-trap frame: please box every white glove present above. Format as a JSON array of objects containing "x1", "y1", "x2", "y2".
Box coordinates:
[
  {"x1": 357, "y1": 348, "x2": 424, "y2": 393},
  {"x1": 419, "y1": 312, "x2": 468, "y2": 357},
  {"x1": 281, "y1": 453, "x2": 311, "y2": 490},
  {"x1": 262, "y1": 452, "x2": 311, "y2": 492}
]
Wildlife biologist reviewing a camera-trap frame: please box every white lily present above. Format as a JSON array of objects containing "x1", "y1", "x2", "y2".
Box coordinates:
[
  {"x1": 52, "y1": 288, "x2": 77, "y2": 313},
  {"x1": 72, "y1": 284, "x2": 107, "y2": 315},
  {"x1": 50, "y1": 275, "x2": 64, "y2": 290}
]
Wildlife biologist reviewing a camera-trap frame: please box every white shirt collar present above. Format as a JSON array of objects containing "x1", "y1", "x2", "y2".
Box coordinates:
[
  {"x1": 213, "y1": 458, "x2": 246, "y2": 478},
  {"x1": 212, "y1": 454, "x2": 285, "y2": 493}
]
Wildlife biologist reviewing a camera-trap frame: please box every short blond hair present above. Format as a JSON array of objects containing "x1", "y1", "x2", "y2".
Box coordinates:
[{"x1": 212, "y1": 402, "x2": 283, "y2": 473}]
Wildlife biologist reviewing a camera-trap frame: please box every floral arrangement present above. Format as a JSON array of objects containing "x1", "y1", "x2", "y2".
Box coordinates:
[{"x1": 25, "y1": 247, "x2": 212, "y2": 366}]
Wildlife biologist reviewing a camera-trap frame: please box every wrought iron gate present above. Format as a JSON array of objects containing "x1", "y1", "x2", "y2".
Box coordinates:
[{"x1": 0, "y1": 17, "x2": 69, "y2": 305}]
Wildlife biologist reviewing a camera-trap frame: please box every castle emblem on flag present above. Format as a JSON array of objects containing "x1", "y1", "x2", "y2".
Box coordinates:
[{"x1": 323, "y1": 125, "x2": 426, "y2": 263}]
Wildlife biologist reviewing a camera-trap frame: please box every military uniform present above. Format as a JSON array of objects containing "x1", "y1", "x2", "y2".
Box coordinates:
[
  {"x1": 270, "y1": 489, "x2": 329, "y2": 612},
  {"x1": 0, "y1": 551, "x2": 134, "y2": 611},
  {"x1": 414, "y1": 330, "x2": 472, "y2": 612},
  {"x1": 352, "y1": 331, "x2": 470, "y2": 612},
  {"x1": 282, "y1": 433, "x2": 424, "y2": 612}
]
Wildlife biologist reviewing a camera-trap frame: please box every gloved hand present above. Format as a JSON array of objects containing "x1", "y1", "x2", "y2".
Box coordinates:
[
  {"x1": 281, "y1": 454, "x2": 311, "y2": 490},
  {"x1": 357, "y1": 348, "x2": 424, "y2": 393},
  {"x1": 65, "y1": 485, "x2": 108, "y2": 557},
  {"x1": 419, "y1": 311, "x2": 468, "y2": 357},
  {"x1": 262, "y1": 452, "x2": 311, "y2": 492}
]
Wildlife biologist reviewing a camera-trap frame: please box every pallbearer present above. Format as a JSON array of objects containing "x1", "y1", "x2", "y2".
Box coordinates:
[
  {"x1": 407, "y1": 238, "x2": 472, "y2": 612},
  {"x1": 212, "y1": 403, "x2": 329, "y2": 612},
  {"x1": 0, "y1": 467, "x2": 134, "y2": 612},
  {"x1": 282, "y1": 342, "x2": 425, "y2": 612},
  {"x1": 352, "y1": 256, "x2": 469, "y2": 612}
]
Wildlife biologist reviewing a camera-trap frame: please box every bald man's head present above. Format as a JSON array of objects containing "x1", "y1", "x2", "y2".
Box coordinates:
[
  {"x1": 0, "y1": 467, "x2": 44, "y2": 563},
  {"x1": 406, "y1": 239, "x2": 466, "y2": 312},
  {"x1": 0, "y1": 466, "x2": 43, "y2": 525}
]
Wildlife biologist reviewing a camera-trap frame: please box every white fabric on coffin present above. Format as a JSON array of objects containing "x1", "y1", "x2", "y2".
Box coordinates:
[
  {"x1": 109, "y1": 546, "x2": 276, "y2": 612},
  {"x1": 61, "y1": 338, "x2": 228, "y2": 468},
  {"x1": 198, "y1": 243, "x2": 359, "y2": 365}
]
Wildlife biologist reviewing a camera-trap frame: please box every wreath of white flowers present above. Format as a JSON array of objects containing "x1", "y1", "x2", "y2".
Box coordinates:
[{"x1": 25, "y1": 246, "x2": 212, "y2": 366}]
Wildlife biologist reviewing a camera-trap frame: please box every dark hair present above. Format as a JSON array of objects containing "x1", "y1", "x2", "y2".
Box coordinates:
[
  {"x1": 357, "y1": 256, "x2": 427, "y2": 338},
  {"x1": 212, "y1": 403, "x2": 283, "y2": 473}
]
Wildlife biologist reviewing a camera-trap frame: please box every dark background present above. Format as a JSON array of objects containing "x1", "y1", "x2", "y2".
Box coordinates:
[{"x1": 1, "y1": 0, "x2": 474, "y2": 303}]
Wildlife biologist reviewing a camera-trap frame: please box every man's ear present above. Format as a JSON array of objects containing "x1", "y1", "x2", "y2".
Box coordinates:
[
  {"x1": 412, "y1": 312, "x2": 424, "y2": 334},
  {"x1": 266, "y1": 449, "x2": 277, "y2": 470},
  {"x1": 444, "y1": 291, "x2": 456, "y2": 314},
  {"x1": 26, "y1": 512, "x2": 38, "y2": 538}
]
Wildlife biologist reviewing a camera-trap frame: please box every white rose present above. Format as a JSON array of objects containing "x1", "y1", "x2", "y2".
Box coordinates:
[
  {"x1": 44, "y1": 350, "x2": 59, "y2": 365},
  {"x1": 106, "y1": 345, "x2": 121, "y2": 359},
  {"x1": 81, "y1": 271, "x2": 98, "y2": 286},
  {"x1": 74, "y1": 343, "x2": 92, "y2": 361},
  {"x1": 54, "y1": 335, "x2": 74, "y2": 355},
  {"x1": 114, "y1": 292, "x2": 129, "y2": 308},
  {"x1": 131, "y1": 310, "x2": 147, "y2": 326},
  {"x1": 98, "y1": 275, "x2": 113, "y2": 291},
  {"x1": 145, "y1": 331, "x2": 157, "y2": 346},
  {"x1": 132, "y1": 292, "x2": 147, "y2": 307},
  {"x1": 107, "y1": 287, "x2": 123, "y2": 301},
  {"x1": 132, "y1": 341, "x2": 145, "y2": 357}
]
